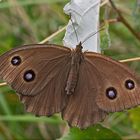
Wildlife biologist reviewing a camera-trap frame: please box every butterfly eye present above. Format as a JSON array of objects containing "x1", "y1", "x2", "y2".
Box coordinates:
[
  {"x1": 23, "y1": 70, "x2": 35, "y2": 82},
  {"x1": 106, "y1": 87, "x2": 117, "y2": 100},
  {"x1": 11, "y1": 56, "x2": 21, "y2": 66},
  {"x1": 125, "y1": 79, "x2": 135, "y2": 90}
]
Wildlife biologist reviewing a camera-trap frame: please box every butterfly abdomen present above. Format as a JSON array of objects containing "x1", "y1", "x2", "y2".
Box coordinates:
[{"x1": 65, "y1": 52, "x2": 81, "y2": 95}]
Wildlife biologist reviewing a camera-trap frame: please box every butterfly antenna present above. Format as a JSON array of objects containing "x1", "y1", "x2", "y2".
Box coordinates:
[
  {"x1": 81, "y1": 26, "x2": 105, "y2": 44},
  {"x1": 70, "y1": 14, "x2": 79, "y2": 43}
]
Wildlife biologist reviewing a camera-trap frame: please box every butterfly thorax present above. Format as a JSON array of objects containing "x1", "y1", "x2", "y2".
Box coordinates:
[{"x1": 65, "y1": 43, "x2": 83, "y2": 95}]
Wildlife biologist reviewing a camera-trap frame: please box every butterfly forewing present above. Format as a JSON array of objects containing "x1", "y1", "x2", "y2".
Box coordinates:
[
  {"x1": 85, "y1": 52, "x2": 140, "y2": 113},
  {"x1": 0, "y1": 44, "x2": 71, "y2": 116}
]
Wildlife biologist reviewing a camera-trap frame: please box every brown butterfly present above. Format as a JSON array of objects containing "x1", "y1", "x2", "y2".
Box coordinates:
[{"x1": 0, "y1": 42, "x2": 140, "y2": 129}]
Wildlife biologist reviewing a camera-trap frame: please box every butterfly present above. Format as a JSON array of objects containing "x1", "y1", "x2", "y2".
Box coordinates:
[{"x1": 0, "y1": 42, "x2": 140, "y2": 129}]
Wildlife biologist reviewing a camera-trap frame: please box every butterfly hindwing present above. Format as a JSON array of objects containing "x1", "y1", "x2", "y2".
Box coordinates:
[
  {"x1": 62, "y1": 59, "x2": 107, "y2": 129},
  {"x1": 19, "y1": 58, "x2": 71, "y2": 116}
]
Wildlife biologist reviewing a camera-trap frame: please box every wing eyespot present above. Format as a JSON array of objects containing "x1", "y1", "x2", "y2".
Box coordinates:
[
  {"x1": 11, "y1": 56, "x2": 22, "y2": 66},
  {"x1": 106, "y1": 87, "x2": 117, "y2": 100},
  {"x1": 23, "y1": 70, "x2": 36, "y2": 82},
  {"x1": 125, "y1": 79, "x2": 135, "y2": 90}
]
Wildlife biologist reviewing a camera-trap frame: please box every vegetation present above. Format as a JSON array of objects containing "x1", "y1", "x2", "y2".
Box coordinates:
[{"x1": 0, "y1": 0, "x2": 140, "y2": 139}]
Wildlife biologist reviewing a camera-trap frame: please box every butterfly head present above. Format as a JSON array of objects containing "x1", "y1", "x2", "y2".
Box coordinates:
[{"x1": 75, "y1": 42, "x2": 83, "y2": 53}]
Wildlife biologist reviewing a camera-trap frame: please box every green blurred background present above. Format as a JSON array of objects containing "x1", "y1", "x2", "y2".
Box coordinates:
[{"x1": 0, "y1": 0, "x2": 140, "y2": 139}]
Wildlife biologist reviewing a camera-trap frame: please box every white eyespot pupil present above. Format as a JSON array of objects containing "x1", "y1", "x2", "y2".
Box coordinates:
[{"x1": 25, "y1": 73, "x2": 33, "y2": 80}]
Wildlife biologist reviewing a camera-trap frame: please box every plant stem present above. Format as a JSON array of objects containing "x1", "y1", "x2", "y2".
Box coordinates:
[{"x1": 109, "y1": 0, "x2": 140, "y2": 42}]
